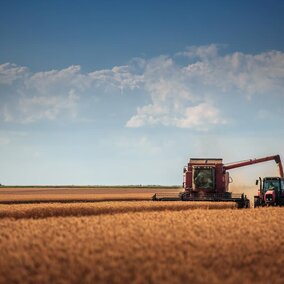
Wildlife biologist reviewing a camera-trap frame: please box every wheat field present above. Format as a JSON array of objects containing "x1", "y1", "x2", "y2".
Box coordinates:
[
  {"x1": 0, "y1": 201, "x2": 237, "y2": 219},
  {"x1": 0, "y1": 200, "x2": 283, "y2": 284}
]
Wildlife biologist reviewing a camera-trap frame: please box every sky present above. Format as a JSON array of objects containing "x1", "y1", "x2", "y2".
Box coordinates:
[{"x1": 0, "y1": 0, "x2": 284, "y2": 185}]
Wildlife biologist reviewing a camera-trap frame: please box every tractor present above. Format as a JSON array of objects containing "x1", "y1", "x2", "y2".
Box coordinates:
[{"x1": 254, "y1": 177, "x2": 284, "y2": 207}]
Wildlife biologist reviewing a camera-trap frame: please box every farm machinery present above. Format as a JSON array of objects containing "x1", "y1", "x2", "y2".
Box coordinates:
[
  {"x1": 254, "y1": 156, "x2": 284, "y2": 207},
  {"x1": 153, "y1": 155, "x2": 283, "y2": 208}
]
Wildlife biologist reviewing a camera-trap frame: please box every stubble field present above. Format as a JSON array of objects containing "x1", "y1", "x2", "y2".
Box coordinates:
[
  {"x1": 0, "y1": 187, "x2": 283, "y2": 284},
  {"x1": 0, "y1": 186, "x2": 180, "y2": 203}
]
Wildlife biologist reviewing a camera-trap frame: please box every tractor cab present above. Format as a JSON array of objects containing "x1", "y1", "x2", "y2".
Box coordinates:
[{"x1": 262, "y1": 177, "x2": 283, "y2": 193}]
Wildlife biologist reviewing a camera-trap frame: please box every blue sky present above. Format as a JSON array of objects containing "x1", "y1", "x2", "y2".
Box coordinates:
[{"x1": 0, "y1": 0, "x2": 284, "y2": 185}]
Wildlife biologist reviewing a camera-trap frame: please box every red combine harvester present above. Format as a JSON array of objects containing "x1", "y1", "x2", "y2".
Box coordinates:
[{"x1": 153, "y1": 155, "x2": 283, "y2": 208}]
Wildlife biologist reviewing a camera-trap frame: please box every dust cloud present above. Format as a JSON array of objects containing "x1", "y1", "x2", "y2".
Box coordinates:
[{"x1": 230, "y1": 182, "x2": 258, "y2": 207}]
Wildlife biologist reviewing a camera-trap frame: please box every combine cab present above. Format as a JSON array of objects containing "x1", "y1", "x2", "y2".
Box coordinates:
[{"x1": 153, "y1": 155, "x2": 284, "y2": 208}]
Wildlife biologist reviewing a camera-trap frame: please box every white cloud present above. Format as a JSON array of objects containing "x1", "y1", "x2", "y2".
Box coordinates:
[
  {"x1": 126, "y1": 46, "x2": 284, "y2": 130},
  {"x1": 126, "y1": 54, "x2": 225, "y2": 129},
  {"x1": 176, "y1": 103, "x2": 226, "y2": 130},
  {"x1": 0, "y1": 63, "x2": 141, "y2": 123},
  {"x1": 27, "y1": 65, "x2": 82, "y2": 94},
  {"x1": 126, "y1": 104, "x2": 168, "y2": 127},
  {"x1": 176, "y1": 44, "x2": 220, "y2": 59},
  {"x1": 89, "y1": 65, "x2": 143, "y2": 91},
  {"x1": 18, "y1": 89, "x2": 79, "y2": 123},
  {"x1": 126, "y1": 102, "x2": 225, "y2": 130},
  {"x1": 0, "y1": 63, "x2": 29, "y2": 85},
  {"x1": 182, "y1": 49, "x2": 284, "y2": 97},
  {"x1": 1, "y1": 46, "x2": 284, "y2": 129}
]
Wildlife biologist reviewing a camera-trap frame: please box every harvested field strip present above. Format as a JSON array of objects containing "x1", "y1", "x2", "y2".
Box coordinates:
[
  {"x1": 0, "y1": 193, "x2": 152, "y2": 204},
  {"x1": 0, "y1": 186, "x2": 181, "y2": 194},
  {"x1": 0, "y1": 201, "x2": 237, "y2": 219},
  {"x1": 0, "y1": 185, "x2": 180, "y2": 189},
  {"x1": 0, "y1": 187, "x2": 182, "y2": 203}
]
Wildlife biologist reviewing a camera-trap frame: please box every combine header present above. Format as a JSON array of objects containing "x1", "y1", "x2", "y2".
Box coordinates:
[{"x1": 153, "y1": 155, "x2": 283, "y2": 208}]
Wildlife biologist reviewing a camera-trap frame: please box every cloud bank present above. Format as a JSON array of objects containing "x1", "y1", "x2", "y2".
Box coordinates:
[{"x1": 1, "y1": 45, "x2": 284, "y2": 130}]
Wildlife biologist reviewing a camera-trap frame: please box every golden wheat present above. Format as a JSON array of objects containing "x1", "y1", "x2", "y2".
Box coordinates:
[
  {"x1": 0, "y1": 201, "x2": 237, "y2": 219},
  {"x1": 0, "y1": 203, "x2": 283, "y2": 284},
  {"x1": 0, "y1": 186, "x2": 274, "y2": 284}
]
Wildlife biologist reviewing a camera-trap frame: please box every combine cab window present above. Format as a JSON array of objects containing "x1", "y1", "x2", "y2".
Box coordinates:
[{"x1": 193, "y1": 167, "x2": 214, "y2": 190}]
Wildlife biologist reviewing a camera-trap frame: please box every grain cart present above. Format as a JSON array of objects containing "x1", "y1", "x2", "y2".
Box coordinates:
[{"x1": 153, "y1": 155, "x2": 283, "y2": 208}]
